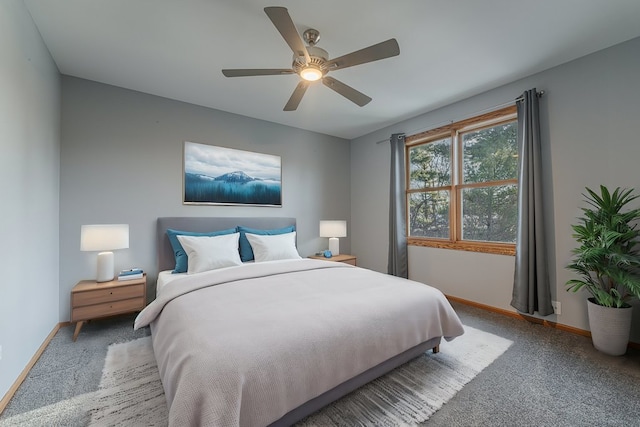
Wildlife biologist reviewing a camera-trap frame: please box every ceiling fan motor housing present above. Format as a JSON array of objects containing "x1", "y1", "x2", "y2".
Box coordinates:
[{"x1": 293, "y1": 45, "x2": 329, "y2": 75}]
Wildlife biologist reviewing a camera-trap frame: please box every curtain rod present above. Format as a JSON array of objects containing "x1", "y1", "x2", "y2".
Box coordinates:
[
  {"x1": 515, "y1": 90, "x2": 545, "y2": 103},
  {"x1": 375, "y1": 90, "x2": 545, "y2": 144}
]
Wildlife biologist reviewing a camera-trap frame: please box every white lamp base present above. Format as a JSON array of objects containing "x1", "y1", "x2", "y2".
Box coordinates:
[
  {"x1": 96, "y1": 251, "x2": 115, "y2": 282},
  {"x1": 328, "y1": 237, "x2": 340, "y2": 256}
]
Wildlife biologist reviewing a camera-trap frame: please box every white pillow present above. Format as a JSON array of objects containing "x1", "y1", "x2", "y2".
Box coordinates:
[
  {"x1": 176, "y1": 233, "x2": 242, "y2": 274},
  {"x1": 245, "y1": 231, "x2": 302, "y2": 262}
]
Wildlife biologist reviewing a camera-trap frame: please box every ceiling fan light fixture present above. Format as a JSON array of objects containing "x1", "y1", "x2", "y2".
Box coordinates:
[{"x1": 300, "y1": 66, "x2": 323, "y2": 81}]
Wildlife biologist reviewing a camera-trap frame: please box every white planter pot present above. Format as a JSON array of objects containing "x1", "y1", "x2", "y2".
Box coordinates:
[{"x1": 587, "y1": 298, "x2": 633, "y2": 356}]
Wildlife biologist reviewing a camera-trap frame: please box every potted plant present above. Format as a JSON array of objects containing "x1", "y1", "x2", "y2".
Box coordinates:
[{"x1": 566, "y1": 185, "x2": 640, "y2": 356}]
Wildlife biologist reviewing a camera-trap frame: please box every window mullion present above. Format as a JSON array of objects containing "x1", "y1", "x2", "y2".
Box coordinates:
[{"x1": 451, "y1": 129, "x2": 460, "y2": 242}]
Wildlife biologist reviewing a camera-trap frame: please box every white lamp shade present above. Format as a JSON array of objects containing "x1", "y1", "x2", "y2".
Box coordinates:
[
  {"x1": 81, "y1": 224, "x2": 129, "y2": 251},
  {"x1": 319, "y1": 220, "x2": 347, "y2": 238}
]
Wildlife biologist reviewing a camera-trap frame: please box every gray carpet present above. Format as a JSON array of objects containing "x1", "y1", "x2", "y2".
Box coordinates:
[
  {"x1": 431, "y1": 303, "x2": 640, "y2": 426},
  {"x1": 2, "y1": 303, "x2": 640, "y2": 426},
  {"x1": 0, "y1": 313, "x2": 150, "y2": 422}
]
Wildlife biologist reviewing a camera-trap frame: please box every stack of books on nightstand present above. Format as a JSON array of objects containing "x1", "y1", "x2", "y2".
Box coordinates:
[{"x1": 118, "y1": 268, "x2": 144, "y2": 281}]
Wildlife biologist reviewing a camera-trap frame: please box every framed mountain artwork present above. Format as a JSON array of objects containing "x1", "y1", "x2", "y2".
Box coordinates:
[{"x1": 183, "y1": 141, "x2": 282, "y2": 206}]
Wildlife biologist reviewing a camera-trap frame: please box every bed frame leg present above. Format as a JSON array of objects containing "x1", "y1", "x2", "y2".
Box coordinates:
[{"x1": 432, "y1": 345, "x2": 440, "y2": 354}]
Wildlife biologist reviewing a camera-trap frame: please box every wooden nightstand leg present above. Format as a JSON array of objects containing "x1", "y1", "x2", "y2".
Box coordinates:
[{"x1": 73, "y1": 321, "x2": 84, "y2": 342}]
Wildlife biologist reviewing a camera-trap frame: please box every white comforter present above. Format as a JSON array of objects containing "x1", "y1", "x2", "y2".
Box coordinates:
[{"x1": 135, "y1": 259, "x2": 464, "y2": 427}]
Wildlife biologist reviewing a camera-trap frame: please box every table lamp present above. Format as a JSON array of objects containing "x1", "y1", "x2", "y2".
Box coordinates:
[
  {"x1": 319, "y1": 220, "x2": 347, "y2": 256},
  {"x1": 81, "y1": 224, "x2": 129, "y2": 282}
]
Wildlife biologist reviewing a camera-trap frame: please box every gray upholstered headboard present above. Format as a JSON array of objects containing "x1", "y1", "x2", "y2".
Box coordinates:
[{"x1": 156, "y1": 217, "x2": 297, "y2": 272}]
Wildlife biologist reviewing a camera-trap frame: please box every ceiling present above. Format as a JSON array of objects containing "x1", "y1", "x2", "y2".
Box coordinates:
[{"x1": 23, "y1": 0, "x2": 640, "y2": 140}]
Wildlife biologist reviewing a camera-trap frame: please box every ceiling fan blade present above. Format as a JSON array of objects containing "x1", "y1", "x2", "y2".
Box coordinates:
[
  {"x1": 222, "y1": 69, "x2": 294, "y2": 77},
  {"x1": 284, "y1": 81, "x2": 310, "y2": 111},
  {"x1": 322, "y1": 76, "x2": 372, "y2": 107},
  {"x1": 264, "y1": 7, "x2": 310, "y2": 64},
  {"x1": 326, "y1": 39, "x2": 400, "y2": 71}
]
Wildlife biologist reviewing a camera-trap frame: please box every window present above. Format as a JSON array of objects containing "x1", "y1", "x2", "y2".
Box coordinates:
[{"x1": 405, "y1": 106, "x2": 518, "y2": 255}]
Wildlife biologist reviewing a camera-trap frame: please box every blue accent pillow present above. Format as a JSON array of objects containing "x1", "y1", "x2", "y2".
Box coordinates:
[
  {"x1": 237, "y1": 225, "x2": 296, "y2": 262},
  {"x1": 167, "y1": 228, "x2": 238, "y2": 273}
]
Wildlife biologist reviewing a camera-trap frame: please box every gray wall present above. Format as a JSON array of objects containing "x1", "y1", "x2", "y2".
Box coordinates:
[
  {"x1": 0, "y1": 0, "x2": 61, "y2": 399},
  {"x1": 60, "y1": 77, "x2": 351, "y2": 321},
  {"x1": 351, "y1": 36, "x2": 640, "y2": 342}
]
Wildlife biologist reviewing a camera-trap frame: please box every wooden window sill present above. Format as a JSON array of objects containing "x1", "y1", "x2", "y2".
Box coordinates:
[{"x1": 408, "y1": 238, "x2": 515, "y2": 256}]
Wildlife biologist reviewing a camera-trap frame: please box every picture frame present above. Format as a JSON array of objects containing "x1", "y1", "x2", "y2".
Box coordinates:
[{"x1": 183, "y1": 141, "x2": 282, "y2": 206}]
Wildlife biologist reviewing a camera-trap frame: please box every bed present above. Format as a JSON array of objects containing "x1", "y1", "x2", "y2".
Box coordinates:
[{"x1": 135, "y1": 217, "x2": 464, "y2": 427}]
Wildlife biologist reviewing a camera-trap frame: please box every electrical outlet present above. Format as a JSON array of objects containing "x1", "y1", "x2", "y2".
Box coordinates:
[{"x1": 551, "y1": 301, "x2": 562, "y2": 315}]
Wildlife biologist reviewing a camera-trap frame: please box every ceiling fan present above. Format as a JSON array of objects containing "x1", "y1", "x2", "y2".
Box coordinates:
[{"x1": 222, "y1": 6, "x2": 400, "y2": 111}]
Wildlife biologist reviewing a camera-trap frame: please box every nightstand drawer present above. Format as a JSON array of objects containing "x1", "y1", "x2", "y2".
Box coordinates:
[
  {"x1": 72, "y1": 297, "x2": 145, "y2": 321},
  {"x1": 341, "y1": 258, "x2": 357, "y2": 266},
  {"x1": 72, "y1": 283, "x2": 145, "y2": 307}
]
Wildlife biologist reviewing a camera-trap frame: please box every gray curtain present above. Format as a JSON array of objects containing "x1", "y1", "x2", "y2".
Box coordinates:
[
  {"x1": 388, "y1": 133, "x2": 408, "y2": 278},
  {"x1": 510, "y1": 89, "x2": 553, "y2": 316}
]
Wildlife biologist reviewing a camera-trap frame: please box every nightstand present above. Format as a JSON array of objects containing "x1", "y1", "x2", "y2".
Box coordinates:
[
  {"x1": 308, "y1": 254, "x2": 357, "y2": 266},
  {"x1": 70, "y1": 275, "x2": 147, "y2": 341}
]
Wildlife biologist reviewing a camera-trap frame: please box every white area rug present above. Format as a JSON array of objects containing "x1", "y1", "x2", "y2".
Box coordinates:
[
  {"x1": 0, "y1": 392, "x2": 96, "y2": 427},
  {"x1": 87, "y1": 326, "x2": 512, "y2": 426},
  {"x1": 88, "y1": 336, "x2": 167, "y2": 426}
]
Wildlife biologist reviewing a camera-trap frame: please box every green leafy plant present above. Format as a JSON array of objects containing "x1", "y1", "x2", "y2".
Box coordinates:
[{"x1": 566, "y1": 186, "x2": 640, "y2": 307}]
